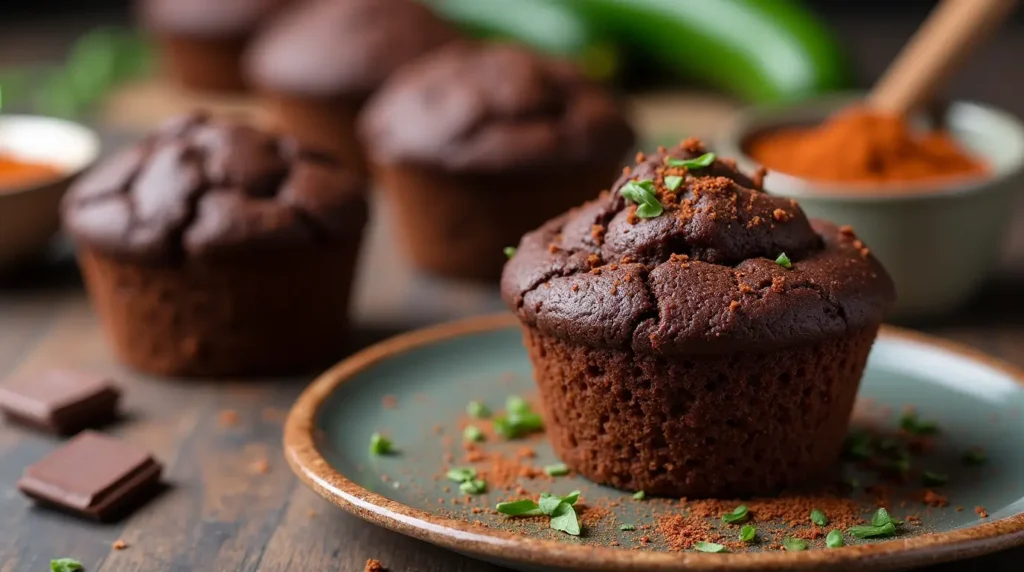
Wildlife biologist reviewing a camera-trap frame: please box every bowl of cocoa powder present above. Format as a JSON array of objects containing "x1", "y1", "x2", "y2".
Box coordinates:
[{"x1": 717, "y1": 94, "x2": 1024, "y2": 319}]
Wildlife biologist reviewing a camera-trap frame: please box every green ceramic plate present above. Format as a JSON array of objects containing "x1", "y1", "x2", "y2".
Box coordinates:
[{"x1": 284, "y1": 314, "x2": 1024, "y2": 571}]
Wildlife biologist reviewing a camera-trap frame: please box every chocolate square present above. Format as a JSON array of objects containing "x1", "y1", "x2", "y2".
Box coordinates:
[
  {"x1": 18, "y1": 431, "x2": 162, "y2": 521},
  {"x1": 0, "y1": 369, "x2": 121, "y2": 435}
]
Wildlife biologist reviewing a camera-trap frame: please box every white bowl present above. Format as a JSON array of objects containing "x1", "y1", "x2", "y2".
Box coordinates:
[{"x1": 0, "y1": 115, "x2": 100, "y2": 270}]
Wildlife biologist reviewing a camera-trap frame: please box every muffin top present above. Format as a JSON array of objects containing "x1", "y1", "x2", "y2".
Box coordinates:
[
  {"x1": 141, "y1": 0, "x2": 289, "y2": 37},
  {"x1": 359, "y1": 43, "x2": 635, "y2": 173},
  {"x1": 62, "y1": 112, "x2": 367, "y2": 264},
  {"x1": 501, "y1": 139, "x2": 895, "y2": 355},
  {"x1": 245, "y1": 0, "x2": 458, "y2": 99}
]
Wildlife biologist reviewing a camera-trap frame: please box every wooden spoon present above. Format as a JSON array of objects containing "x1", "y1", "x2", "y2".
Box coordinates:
[{"x1": 868, "y1": 0, "x2": 1017, "y2": 116}]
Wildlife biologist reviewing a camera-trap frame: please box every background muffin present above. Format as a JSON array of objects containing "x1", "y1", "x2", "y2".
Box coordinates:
[
  {"x1": 139, "y1": 0, "x2": 289, "y2": 93},
  {"x1": 62, "y1": 112, "x2": 368, "y2": 377},
  {"x1": 245, "y1": 0, "x2": 458, "y2": 176},
  {"x1": 360, "y1": 42, "x2": 636, "y2": 281},
  {"x1": 502, "y1": 139, "x2": 895, "y2": 497}
]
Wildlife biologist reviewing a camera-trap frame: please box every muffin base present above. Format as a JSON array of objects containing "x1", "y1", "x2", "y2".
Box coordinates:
[
  {"x1": 522, "y1": 326, "x2": 879, "y2": 497},
  {"x1": 158, "y1": 35, "x2": 249, "y2": 93},
  {"x1": 374, "y1": 165, "x2": 618, "y2": 281},
  {"x1": 78, "y1": 243, "x2": 361, "y2": 377},
  {"x1": 261, "y1": 93, "x2": 368, "y2": 178}
]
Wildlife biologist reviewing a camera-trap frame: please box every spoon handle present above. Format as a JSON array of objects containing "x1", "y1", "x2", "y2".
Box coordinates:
[{"x1": 868, "y1": 0, "x2": 1017, "y2": 116}]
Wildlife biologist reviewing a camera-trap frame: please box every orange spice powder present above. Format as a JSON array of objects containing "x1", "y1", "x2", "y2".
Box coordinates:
[{"x1": 746, "y1": 107, "x2": 986, "y2": 186}]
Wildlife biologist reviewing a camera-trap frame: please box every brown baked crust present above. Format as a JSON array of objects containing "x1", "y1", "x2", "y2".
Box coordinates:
[
  {"x1": 525, "y1": 324, "x2": 877, "y2": 497},
  {"x1": 140, "y1": 0, "x2": 289, "y2": 37},
  {"x1": 501, "y1": 139, "x2": 895, "y2": 355},
  {"x1": 359, "y1": 42, "x2": 636, "y2": 173},
  {"x1": 244, "y1": 0, "x2": 458, "y2": 99},
  {"x1": 62, "y1": 112, "x2": 367, "y2": 264}
]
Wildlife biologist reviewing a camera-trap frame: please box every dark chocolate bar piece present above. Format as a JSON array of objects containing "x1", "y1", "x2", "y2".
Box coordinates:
[
  {"x1": 18, "y1": 431, "x2": 162, "y2": 521},
  {"x1": 0, "y1": 369, "x2": 121, "y2": 435}
]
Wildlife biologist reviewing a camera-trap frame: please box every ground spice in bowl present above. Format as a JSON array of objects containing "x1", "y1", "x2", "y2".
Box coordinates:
[{"x1": 746, "y1": 107, "x2": 987, "y2": 186}]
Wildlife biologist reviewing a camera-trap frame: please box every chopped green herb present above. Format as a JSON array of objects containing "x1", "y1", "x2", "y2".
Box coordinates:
[
  {"x1": 463, "y1": 425, "x2": 484, "y2": 442},
  {"x1": 503, "y1": 246, "x2": 516, "y2": 259},
  {"x1": 826, "y1": 529, "x2": 845, "y2": 548},
  {"x1": 739, "y1": 524, "x2": 757, "y2": 543},
  {"x1": 467, "y1": 401, "x2": 491, "y2": 419},
  {"x1": 663, "y1": 175, "x2": 683, "y2": 191},
  {"x1": 633, "y1": 490, "x2": 646, "y2": 500},
  {"x1": 694, "y1": 541, "x2": 727, "y2": 553},
  {"x1": 871, "y1": 507, "x2": 902, "y2": 526},
  {"x1": 843, "y1": 431, "x2": 873, "y2": 460},
  {"x1": 620, "y1": 179, "x2": 664, "y2": 218},
  {"x1": 493, "y1": 411, "x2": 544, "y2": 439},
  {"x1": 775, "y1": 252, "x2": 792, "y2": 269},
  {"x1": 446, "y1": 467, "x2": 477, "y2": 483},
  {"x1": 51, "y1": 559, "x2": 83, "y2": 572},
  {"x1": 922, "y1": 471, "x2": 948, "y2": 486},
  {"x1": 848, "y1": 507, "x2": 901, "y2": 538},
  {"x1": 549, "y1": 501, "x2": 581, "y2": 535},
  {"x1": 493, "y1": 396, "x2": 544, "y2": 439},
  {"x1": 811, "y1": 508, "x2": 828, "y2": 526},
  {"x1": 495, "y1": 499, "x2": 541, "y2": 516},
  {"x1": 498, "y1": 492, "x2": 581, "y2": 535},
  {"x1": 506, "y1": 395, "x2": 530, "y2": 416},
  {"x1": 963, "y1": 448, "x2": 987, "y2": 466},
  {"x1": 666, "y1": 152, "x2": 716, "y2": 169},
  {"x1": 721, "y1": 504, "x2": 750, "y2": 525},
  {"x1": 848, "y1": 521, "x2": 897, "y2": 539},
  {"x1": 544, "y1": 463, "x2": 570, "y2": 477},
  {"x1": 459, "y1": 479, "x2": 487, "y2": 494},
  {"x1": 783, "y1": 537, "x2": 808, "y2": 551},
  {"x1": 900, "y1": 411, "x2": 938, "y2": 435},
  {"x1": 369, "y1": 433, "x2": 393, "y2": 456},
  {"x1": 620, "y1": 524, "x2": 636, "y2": 531}
]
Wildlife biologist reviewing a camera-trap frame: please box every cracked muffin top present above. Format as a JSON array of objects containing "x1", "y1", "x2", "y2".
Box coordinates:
[
  {"x1": 501, "y1": 138, "x2": 895, "y2": 354},
  {"x1": 62, "y1": 112, "x2": 367, "y2": 264},
  {"x1": 359, "y1": 42, "x2": 635, "y2": 173},
  {"x1": 245, "y1": 0, "x2": 458, "y2": 99}
]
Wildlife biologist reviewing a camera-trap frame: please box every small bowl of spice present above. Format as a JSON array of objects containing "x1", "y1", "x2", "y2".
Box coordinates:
[
  {"x1": 0, "y1": 114, "x2": 100, "y2": 270},
  {"x1": 718, "y1": 94, "x2": 1024, "y2": 318}
]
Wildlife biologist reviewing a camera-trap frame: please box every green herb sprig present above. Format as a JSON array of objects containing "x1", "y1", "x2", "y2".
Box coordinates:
[
  {"x1": 811, "y1": 508, "x2": 828, "y2": 526},
  {"x1": 783, "y1": 537, "x2": 808, "y2": 551},
  {"x1": 666, "y1": 152, "x2": 716, "y2": 169},
  {"x1": 620, "y1": 180, "x2": 663, "y2": 218},
  {"x1": 722, "y1": 504, "x2": 750, "y2": 525},
  {"x1": 369, "y1": 433, "x2": 394, "y2": 456},
  {"x1": 446, "y1": 467, "x2": 487, "y2": 495},
  {"x1": 848, "y1": 507, "x2": 901, "y2": 539},
  {"x1": 694, "y1": 541, "x2": 727, "y2": 553},
  {"x1": 544, "y1": 463, "x2": 570, "y2": 477},
  {"x1": 51, "y1": 559, "x2": 83, "y2": 572},
  {"x1": 493, "y1": 395, "x2": 545, "y2": 439},
  {"x1": 775, "y1": 253, "x2": 793, "y2": 269},
  {"x1": 496, "y1": 490, "x2": 582, "y2": 535},
  {"x1": 739, "y1": 524, "x2": 757, "y2": 543},
  {"x1": 826, "y1": 529, "x2": 845, "y2": 548}
]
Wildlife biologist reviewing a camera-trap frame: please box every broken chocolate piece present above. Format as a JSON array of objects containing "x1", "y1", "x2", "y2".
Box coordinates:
[
  {"x1": 18, "y1": 431, "x2": 162, "y2": 521},
  {"x1": 0, "y1": 369, "x2": 121, "y2": 435}
]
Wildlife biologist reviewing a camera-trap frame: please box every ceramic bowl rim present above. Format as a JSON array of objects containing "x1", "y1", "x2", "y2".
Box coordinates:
[
  {"x1": 0, "y1": 113, "x2": 101, "y2": 197},
  {"x1": 716, "y1": 93, "x2": 1024, "y2": 203},
  {"x1": 284, "y1": 314, "x2": 1024, "y2": 571}
]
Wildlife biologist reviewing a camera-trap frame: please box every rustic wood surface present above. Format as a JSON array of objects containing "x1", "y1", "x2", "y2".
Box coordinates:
[{"x1": 3, "y1": 6, "x2": 1024, "y2": 572}]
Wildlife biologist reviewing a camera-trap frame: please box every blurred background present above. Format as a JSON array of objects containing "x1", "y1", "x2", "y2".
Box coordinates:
[{"x1": 1, "y1": 0, "x2": 1022, "y2": 327}]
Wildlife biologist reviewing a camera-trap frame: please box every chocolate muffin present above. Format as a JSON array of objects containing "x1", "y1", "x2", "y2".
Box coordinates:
[
  {"x1": 140, "y1": 0, "x2": 289, "y2": 92},
  {"x1": 360, "y1": 43, "x2": 635, "y2": 281},
  {"x1": 62, "y1": 112, "x2": 368, "y2": 377},
  {"x1": 501, "y1": 139, "x2": 895, "y2": 497},
  {"x1": 245, "y1": 0, "x2": 458, "y2": 174}
]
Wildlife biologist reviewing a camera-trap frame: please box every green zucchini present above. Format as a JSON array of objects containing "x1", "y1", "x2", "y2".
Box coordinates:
[
  {"x1": 571, "y1": 0, "x2": 851, "y2": 102},
  {"x1": 423, "y1": 0, "x2": 621, "y2": 81}
]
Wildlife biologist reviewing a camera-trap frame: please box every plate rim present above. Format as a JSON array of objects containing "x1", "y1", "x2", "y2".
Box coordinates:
[{"x1": 284, "y1": 314, "x2": 1024, "y2": 571}]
